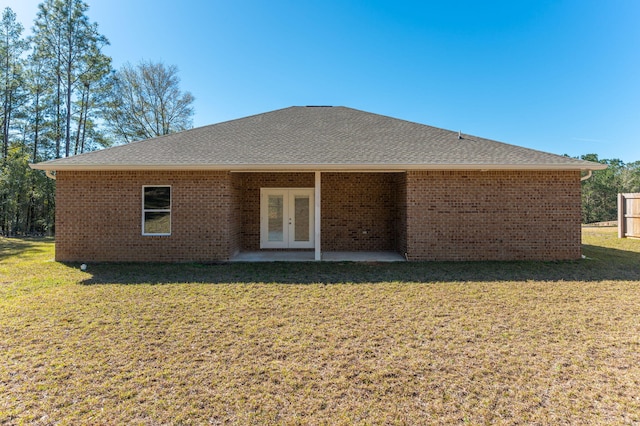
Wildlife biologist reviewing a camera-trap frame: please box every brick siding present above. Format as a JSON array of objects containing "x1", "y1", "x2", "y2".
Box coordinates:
[
  {"x1": 403, "y1": 170, "x2": 582, "y2": 261},
  {"x1": 229, "y1": 174, "x2": 243, "y2": 258},
  {"x1": 321, "y1": 173, "x2": 400, "y2": 251},
  {"x1": 395, "y1": 173, "x2": 408, "y2": 255},
  {"x1": 55, "y1": 171, "x2": 235, "y2": 262},
  {"x1": 54, "y1": 169, "x2": 582, "y2": 262}
]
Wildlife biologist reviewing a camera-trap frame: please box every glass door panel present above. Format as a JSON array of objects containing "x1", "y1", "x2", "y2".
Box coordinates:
[
  {"x1": 267, "y1": 195, "x2": 284, "y2": 242},
  {"x1": 293, "y1": 195, "x2": 310, "y2": 242}
]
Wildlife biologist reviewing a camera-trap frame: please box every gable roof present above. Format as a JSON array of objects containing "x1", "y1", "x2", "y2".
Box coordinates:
[{"x1": 31, "y1": 106, "x2": 605, "y2": 172}]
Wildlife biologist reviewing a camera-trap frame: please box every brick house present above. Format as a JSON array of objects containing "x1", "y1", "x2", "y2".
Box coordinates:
[{"x1": 31, "y1": 106, "x2": 604, "y2": 262}]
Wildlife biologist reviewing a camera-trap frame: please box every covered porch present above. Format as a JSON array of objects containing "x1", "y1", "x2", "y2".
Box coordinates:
[{"x1": 229, "y1": 171, "x2": 407, "y2": 262}]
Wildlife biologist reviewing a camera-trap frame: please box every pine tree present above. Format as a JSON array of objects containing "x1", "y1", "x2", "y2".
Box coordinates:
[
  {"x1": 0, "y1": 7, "x2": 30, "y2": 235},
  {"x1": 32, "y1": 0, "x2": 111, "y2": 158},
  {"x1": 0, "y1": 7, "x2": 28, "y2": 161}
]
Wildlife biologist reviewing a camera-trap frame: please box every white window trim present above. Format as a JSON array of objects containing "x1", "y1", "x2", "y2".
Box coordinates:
[{"x1": 142, "y1": 185, "x2": 172, "y2": 236}]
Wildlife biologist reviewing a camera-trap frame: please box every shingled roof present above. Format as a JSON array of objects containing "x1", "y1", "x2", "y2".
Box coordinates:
[{"x1": 31, "y1": 106, "x2": 604, "y2": 171}]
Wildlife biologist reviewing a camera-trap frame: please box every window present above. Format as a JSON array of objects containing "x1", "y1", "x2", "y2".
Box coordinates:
[{"x1": 142, "y1": 186, "x2": 171, "y2": 235}]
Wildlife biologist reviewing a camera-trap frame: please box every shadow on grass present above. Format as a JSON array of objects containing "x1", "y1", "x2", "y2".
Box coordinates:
[
  {"x1": 77, "y1": 244, "x2": 640, "y2": 285},
  {"x1": 0, "y1": 237, "x2": 53, "y2": 261}
]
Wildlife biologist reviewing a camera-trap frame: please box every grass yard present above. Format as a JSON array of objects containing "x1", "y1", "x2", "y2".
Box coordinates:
[{"x1": 1, "y1": 228, "x2": 640, "y2": 424}]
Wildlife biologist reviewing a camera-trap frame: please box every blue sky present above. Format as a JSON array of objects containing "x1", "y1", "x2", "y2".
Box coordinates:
[{"x1": 5, "y1": 0, "x2": 640, "y2": 162}]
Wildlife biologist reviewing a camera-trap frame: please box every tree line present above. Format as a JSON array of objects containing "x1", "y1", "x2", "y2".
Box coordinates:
[
  {"x1": 0, "y1": 1, "x2": 194, "y2": 236},
  {"x1": 580, "y1": 154, "x2": 640, "y2": 224}
]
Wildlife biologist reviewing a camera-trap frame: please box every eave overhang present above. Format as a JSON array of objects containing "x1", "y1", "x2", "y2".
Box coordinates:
[{"x1": 29, "y1": 162, "x2": 608, "y2": 173}]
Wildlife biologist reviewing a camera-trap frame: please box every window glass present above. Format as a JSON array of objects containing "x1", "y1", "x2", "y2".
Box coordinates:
[
  {"x1": 144, "y1": 187, "x2": 171, "y2": 209},
  {"x1": 144, "y1": 212, "x2": 171, "y2": 234},
  {"x1": 143, "y1": 186, "x2": 171, "y2": 235}
]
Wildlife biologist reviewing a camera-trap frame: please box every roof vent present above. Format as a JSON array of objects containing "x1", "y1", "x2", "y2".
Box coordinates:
[{"x1": 458, "y1": 130, "x2": 462, "y2": 140}]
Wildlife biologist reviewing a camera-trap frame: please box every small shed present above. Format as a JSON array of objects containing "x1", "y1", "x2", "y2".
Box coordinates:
[{"x1": 618, "y1": 193, "x2": 640, "y2": 238}]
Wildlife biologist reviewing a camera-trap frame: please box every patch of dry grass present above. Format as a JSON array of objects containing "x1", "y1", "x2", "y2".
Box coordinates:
[{"x1": 1, "y1": 230, "x2": 640, "y2": 424}]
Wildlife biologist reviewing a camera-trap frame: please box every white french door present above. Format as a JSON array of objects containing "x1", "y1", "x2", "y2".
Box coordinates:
[{"x1": 260, "y1": 188, "x2": 314, "y2": 249}]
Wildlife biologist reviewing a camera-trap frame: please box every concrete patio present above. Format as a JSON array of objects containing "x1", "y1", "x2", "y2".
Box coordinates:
[{"x1": 231, "y1": 251, "x2": 406, "y2": 262}]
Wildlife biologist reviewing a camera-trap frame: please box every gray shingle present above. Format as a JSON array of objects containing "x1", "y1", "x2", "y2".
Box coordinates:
[{"x1": 31, "y1": 106, "x2": 604, "y2": 171}]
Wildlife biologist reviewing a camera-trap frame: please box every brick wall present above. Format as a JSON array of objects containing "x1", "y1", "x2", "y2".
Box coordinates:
[
  {"x1": 321, "y1": 173, "x2": 400, "y2": 251},
  {"x1": 229, "y1": 174, "x2": 244, "y2": 258},
  {"x1": 404, "y1": 170, "x2": 582, "y2": 261},
  {"x1": 55, "y1": 170, "x2": 235, "y2": 262},
  {"x1": 55, "y1": 169, "x2": 582, "y2": 262},
  {"x1": 395, "y1": 173, "x2": 408, "y2": 255}
]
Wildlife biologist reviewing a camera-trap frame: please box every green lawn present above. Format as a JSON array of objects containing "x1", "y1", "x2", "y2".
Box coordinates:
[{"x1": 1, "y1": 229, "x2": 640, "y2": 424}]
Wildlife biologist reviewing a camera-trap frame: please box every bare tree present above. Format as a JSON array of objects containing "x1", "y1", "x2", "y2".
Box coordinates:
[{"x1": 104, "y1": 61, "x2": 195, "y2": 143}]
